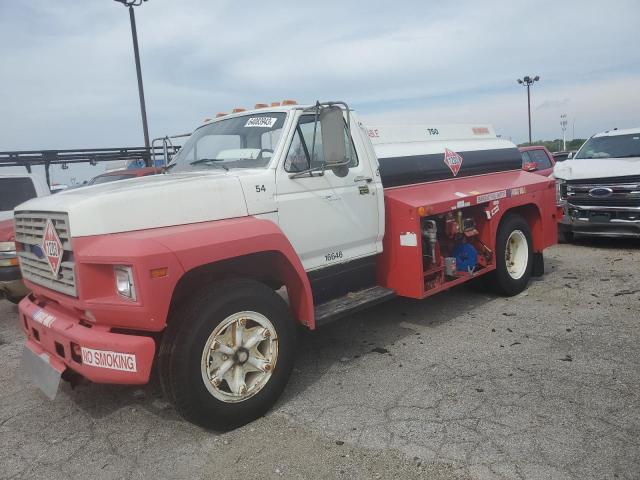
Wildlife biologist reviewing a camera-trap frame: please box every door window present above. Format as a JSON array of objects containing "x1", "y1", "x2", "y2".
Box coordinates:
[
  {"x1": 284, "y1": 115, "x2": 358, "y2": 172},
  {"x1": 0, "y1": 178, "x2": 37, "y2": 211},
  {"x1": 529, "y1": 149, "x2": 552, "y2": 169}
]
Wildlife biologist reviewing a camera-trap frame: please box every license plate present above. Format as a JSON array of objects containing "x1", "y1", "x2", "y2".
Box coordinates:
[
  {"x1": 589, "y1": 213, "x2": 610, "y2": 223},
  {"x1": 20, "y1": 347, "x2": 62, "y2": 400}
]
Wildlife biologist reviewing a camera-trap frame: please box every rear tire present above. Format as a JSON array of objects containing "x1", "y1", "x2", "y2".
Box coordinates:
[
  {"x1": 488, "y1": 214, "x2": 533, "y2": 296},
  {"x1": 159, "y1": 279, "x2": 296, "y2": 430}
]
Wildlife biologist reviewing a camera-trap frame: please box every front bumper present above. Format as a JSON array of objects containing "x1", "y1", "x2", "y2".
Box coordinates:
[
  {"x1": 0, "y1": 266, "x2": 28, "y2": 300},
  {"x1": 19, "y1": 294, "x2": 156, "y2": 385},
  {"x1": 561, "y1": 203, "x2": 640, "y2": 237}
]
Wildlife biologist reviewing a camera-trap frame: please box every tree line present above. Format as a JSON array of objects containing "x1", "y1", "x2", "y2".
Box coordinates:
[{"x1": 517, "y1": 138, "x2": 586, "y2": 152}]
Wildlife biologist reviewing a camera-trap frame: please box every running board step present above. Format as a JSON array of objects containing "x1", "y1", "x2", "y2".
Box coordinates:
[{"x1": 314, "y1": 286, "x2": 396, "y2": 327}]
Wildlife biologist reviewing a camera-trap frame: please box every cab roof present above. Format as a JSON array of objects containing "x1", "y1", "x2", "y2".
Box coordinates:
[{"x1": 593, "y1": 127, "x2": 640, "y2": 137}]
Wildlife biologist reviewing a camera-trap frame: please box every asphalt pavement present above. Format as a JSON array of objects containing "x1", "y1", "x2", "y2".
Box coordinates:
[{"x1": 1, "y1": 238, "x2": 639, "y2": 480}]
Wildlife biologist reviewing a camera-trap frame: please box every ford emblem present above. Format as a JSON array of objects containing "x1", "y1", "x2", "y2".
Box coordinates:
[{"x1": 589, "y1": 187, "x2": 613, "y2": 198}]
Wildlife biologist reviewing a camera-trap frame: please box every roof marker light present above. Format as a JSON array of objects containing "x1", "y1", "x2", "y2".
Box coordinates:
[
  {"x1": 203, "y1": 118, "x2": 212, "y2": 123},
  {"x1": 282, "y1": 99, "x2": 298, "y2": 105},
  {"x1": 215, "y1": 112, "x2": 227, "y2": 118},
  {"x1": 271, "y1": 102, "x2": 281, "y2": 107},
  {"x1": 232, "y1": 108, "x2": 246, "y2": 113},
  {"x1": 254, "y1": 103, "x2": 269, "y2": 109}
]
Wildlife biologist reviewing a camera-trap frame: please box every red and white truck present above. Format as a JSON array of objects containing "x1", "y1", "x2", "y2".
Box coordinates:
[{"x1": 15, "y1": 101, "x2": 559, "y2": 429}]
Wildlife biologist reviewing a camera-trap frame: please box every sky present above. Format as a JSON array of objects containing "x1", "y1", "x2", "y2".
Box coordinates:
[{"x1": 1, "y1": 0, "x2": 639, "y2": 184}]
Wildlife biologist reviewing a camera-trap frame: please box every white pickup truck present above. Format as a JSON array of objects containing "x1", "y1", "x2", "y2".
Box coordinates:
[
  {"x1": 1, "y1": 173, "x2": 50, "y2": 302},
  {"x1": 15, "y1": 101, "x2": 558, "y2": 429},
  {"x1": 554, "y1": 127, "x2": 640, "y2": 240}
]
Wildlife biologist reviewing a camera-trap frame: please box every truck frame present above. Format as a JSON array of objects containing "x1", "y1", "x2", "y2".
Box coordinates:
[{"x1": 15, "y1": 101, "x2": 559, "y2": 429}]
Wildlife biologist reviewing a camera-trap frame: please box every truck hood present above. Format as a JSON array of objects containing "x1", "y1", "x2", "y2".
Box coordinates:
[
  {"x1": 15, "y1": 172, "x2": 249, "y2": 237},
  {"x1": 554, "y1": 157, "x2": 640, "y2": 181}
]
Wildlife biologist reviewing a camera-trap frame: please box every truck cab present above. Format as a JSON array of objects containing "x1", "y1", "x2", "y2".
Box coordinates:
[
  {"x1": 15, "y1": 101, "x2": 558, "y2": 429},
  {"x1": 554, "y1": 127, "x2": 640, "y2": 240}
]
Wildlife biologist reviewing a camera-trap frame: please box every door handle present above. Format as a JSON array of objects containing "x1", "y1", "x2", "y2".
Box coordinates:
[{"x1": 354, "y1": 176, "x2": 373, "y2": 183}]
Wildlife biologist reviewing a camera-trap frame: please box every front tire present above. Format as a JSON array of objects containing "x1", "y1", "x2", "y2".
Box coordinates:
[
  {"x1": 490, "y1": 214, "x2": 533, "y2": 296},
  {"x1": 159, "y1": 279, "x2": 296, "y2": 430}
]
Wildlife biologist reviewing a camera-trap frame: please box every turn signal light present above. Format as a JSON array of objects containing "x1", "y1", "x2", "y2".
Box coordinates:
[
  {"x1": 150, "y1": 267, "x2": 168, "y2": 279},
  {"x1": 282, "y1": 99, "x2": 297, "y2": 105},
  {"x1": 232, "y1": 107, "x2": 246, "y2": 113},
  {"x1": 417, "y1": 206, "x2": 426, "y2": 217}
]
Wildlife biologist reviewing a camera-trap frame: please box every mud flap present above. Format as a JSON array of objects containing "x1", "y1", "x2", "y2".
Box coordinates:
[{"x1": 20, "y1": 347, "x2": 64, "y2": 400}]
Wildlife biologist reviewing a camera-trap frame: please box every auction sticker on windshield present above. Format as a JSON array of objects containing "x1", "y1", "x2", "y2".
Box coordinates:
[{"x1": 245, "y1": 117, "x2": 278, "y2": 128}]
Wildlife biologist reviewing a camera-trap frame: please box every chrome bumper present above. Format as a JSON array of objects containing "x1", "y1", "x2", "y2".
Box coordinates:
[{"x1": 561, "y1": 203, "x2": 640, "y2": 237}]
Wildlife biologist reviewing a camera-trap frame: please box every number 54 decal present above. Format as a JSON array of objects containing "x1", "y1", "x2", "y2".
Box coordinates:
[{"x1": 255, "y1": 185, "x2": 266, "y2": 193}]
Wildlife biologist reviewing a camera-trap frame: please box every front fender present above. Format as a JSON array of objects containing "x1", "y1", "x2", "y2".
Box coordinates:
[{"x1": 153, "y1": 217, "x2": 315, "y2": 328}]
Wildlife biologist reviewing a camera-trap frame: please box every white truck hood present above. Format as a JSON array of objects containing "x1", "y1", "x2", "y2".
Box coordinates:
[
  {"x1": 15, "y1": 172, "x2": 249, "y2": 237},
  {"x1": 554, "y1": 157, "x2": 640, "y2": 181}
]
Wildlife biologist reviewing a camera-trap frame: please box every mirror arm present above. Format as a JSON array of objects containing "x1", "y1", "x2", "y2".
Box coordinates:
[
  {"x1": 288, "y1": 159, "x2": 352, "y2": 179},
  {"x1": 310, "y1": 101, "x2": 320, "y2": 172}
]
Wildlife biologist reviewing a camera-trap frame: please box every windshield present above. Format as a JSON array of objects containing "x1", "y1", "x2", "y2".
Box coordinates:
[
  {"x1": 0, "y1": 177, "x2": 37, "y2": 212},
  {"x1": 168, "y1": 113, "x2": 287, "y2": 173},
  {"x1": 575, "y1": 133, "x2": 640, "y2": 159}
]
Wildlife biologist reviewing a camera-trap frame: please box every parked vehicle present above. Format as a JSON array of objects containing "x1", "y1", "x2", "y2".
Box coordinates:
[
  {"x1": 0, "y1": 173, "x2": 50, "y2": 302},
  {"x1": 519, "y1": 146, "x2": 555, "y2": 176},
  {"x1": 88, "y1": 167, "x2": 162, "y2": 185},
  {"x1": 14, "y1": 101, "x2": 558, "y2": 429},
  {"x1": 0, "y1": 173, "x2": 50, "y2": 221},
  {"x1": 554, "y1": 127, "x2": 640, "y2": 240},
  {"x1": 552, "y1": 150, "x2": 577, "y2": 163},
  {"x1": 50, "y1": 184, "x2": 69, "y2": 194}
]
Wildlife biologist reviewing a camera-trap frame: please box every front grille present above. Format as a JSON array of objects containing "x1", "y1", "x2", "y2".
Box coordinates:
[
  {"x1": 565, "y1": 176, "x2": 640, "y2": 209},
  {"x1": 14, "y1": 211, "x2": 77, "y2": 297},
  {"x1": 567, "y1": 174, "x2": 640, "y2": 185}
]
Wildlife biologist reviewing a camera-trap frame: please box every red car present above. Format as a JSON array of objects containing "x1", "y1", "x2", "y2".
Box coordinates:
[
  {"x1": 518, "y1": 146, "x2": 555, "y2": 176},
  {"x1": 88, "y1": 167, "x2": 162, "y2": 185}
]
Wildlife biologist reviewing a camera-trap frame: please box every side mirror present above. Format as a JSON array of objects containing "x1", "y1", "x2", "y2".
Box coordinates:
[
  {"x1": 320, "y1": 106, "x2": 348, "y2": 176},
  {"x1": 567, "y1": 152, "x2": 573, "y2": 159},
  {"x1": 523, "y1": 161, "x2": 538, "y2": 172}
]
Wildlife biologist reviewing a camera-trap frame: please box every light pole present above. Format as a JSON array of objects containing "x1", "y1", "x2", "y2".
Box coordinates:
[
  {"x1": 560, "y1": 114, "x2": 568, "y2": 151},
  {"x1": 114, "y1": 0, "x2": 151, "y2": 162},
  {"x1": 516, "y1": 75, "x2": 540, "y2": 145}
]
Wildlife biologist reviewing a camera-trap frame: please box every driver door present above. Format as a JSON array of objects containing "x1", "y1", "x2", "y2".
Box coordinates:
[{"x1": 275, "y1": 113, "x2": 380, "y2": 271}]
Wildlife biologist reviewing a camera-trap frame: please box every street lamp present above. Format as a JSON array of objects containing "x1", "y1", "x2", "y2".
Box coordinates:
[
  {"x1": 516, "y1": 75, "x2": 540, "y2": 145},
  {"x1": 560, "y1": 114, "x2": 568, "y2": 151},
  {"x1": 114, "y1": 0, "x2": 151, "y2": 160}
]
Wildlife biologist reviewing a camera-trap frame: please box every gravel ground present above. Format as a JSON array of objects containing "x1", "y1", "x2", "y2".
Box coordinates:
[{"x1": 1, "y1": 238, "x2": 639, "y2": 480}]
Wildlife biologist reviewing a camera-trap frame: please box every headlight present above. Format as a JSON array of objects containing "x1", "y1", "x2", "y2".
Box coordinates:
[
  {"x1": 555, "y1": 178, "x2": 566, "y2": 203},
  {"x1": 0, "y1": 241, "x2": 18, "y2": 267},
  {"x1": 114, "y1": 266, "x2": 136, "y2": 300}
]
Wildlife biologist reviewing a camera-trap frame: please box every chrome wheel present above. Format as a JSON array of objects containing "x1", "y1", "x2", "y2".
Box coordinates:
[
  {"x1": 505, "y1": 230, "x2": 528, "y2": 280},
  {"x1": 200, "y1": 311, "x2": 278, "y2": 403}
]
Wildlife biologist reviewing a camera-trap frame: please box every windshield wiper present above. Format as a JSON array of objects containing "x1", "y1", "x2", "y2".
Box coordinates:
[{"x1": 189, "y1": 158, "x2": 229, "y2": 171}]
